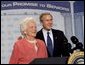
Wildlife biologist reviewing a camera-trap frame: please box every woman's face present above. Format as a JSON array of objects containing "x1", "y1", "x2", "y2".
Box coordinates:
[{"x1": 25, "y1": 21, "x2": 37, "y2": 37}]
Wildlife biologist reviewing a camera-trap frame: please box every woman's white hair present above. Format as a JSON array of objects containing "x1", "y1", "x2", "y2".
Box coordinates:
[{"x1": 20, "y1": 17, "x2": 35, "y2": 36}]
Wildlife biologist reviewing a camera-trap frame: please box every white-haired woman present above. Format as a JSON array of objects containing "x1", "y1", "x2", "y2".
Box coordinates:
[{"x1": 9, "y1": 17, "x2": 48, "y2": 64}]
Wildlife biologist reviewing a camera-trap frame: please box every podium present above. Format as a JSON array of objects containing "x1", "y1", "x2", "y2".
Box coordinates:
[{"x1": 30, "y1": 57, "x2": 68, "y2": 64}]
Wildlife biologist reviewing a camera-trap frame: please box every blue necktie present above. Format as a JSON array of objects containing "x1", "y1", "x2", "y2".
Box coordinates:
[{"x1": 47, "y1": 32, "x2": 53, "y2": 56}]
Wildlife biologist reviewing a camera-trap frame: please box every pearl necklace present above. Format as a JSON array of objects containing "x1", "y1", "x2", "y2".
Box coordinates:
[{"x1": 26, "y1": 39, "x2": 38, "y2": 52}]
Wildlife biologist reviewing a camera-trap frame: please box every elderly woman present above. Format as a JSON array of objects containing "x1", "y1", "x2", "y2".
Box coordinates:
[{"x1": 9, "y1": 17, "x2": 48, "y2": 64}]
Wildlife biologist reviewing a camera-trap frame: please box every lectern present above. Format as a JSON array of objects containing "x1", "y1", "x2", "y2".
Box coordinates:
[{"x1": 30, "y1": 57, "x2": 68, "y2": 64}]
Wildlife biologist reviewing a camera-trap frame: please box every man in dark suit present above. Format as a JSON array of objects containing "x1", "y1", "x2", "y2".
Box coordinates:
[{"x1": 36, "y1": 13, "x2": 70, "y2": 57}]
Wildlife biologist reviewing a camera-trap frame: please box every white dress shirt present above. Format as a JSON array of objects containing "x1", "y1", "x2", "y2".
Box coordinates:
[{"x1": 42, "y1": 29, "x2": 54, "y2": 48}]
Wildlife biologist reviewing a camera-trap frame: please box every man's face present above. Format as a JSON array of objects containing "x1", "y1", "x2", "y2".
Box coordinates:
[{"x1": 41, "y1": 15, "x2": 53, "y2": 31}]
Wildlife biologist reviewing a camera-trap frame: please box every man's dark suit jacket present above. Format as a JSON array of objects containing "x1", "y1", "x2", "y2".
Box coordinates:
[{"x1": 36, "y1": 29, "x2": 70, "y2": 57}]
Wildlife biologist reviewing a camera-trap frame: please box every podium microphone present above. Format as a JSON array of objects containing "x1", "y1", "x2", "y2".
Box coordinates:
[
  {"x1": 64, "y1": 38, "x2": 72, "y2": 54},
  {"x1": 70, "y1": 36, "x2": 84, "y2": 52},
  {"x1": 70, "y1": 36, "x2": 79, "y2": 44}
]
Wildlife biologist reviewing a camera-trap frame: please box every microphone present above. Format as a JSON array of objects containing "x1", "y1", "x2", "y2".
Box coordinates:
[
  {"x1": 70, "y1": 36, "x2": 84, "y2": 52},
  {"x1": 76, "y1": 42, "x2": 83, "y2": 51},
  {"x1": 64, "y1": 38, "x2": 72, "y2": 54},
  {"x1": 70, "y1": 36, "x2": 79, "y2": 44},
  {"x1": 65, "y1": 43, "x2": 72, "y2": 53}
]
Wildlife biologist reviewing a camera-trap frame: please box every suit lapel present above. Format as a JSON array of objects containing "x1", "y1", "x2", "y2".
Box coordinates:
[{"x1": 52, "y1": 29, "x2": 57, "y2": 44}]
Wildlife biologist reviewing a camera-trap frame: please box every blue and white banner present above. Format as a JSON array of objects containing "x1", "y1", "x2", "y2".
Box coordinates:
[
  {"x1": 1, "y1": 1, "x2": 70, "y2": 13},
  {"x1": 74, "y1": 1, "x2": 84, "y2": 13}
]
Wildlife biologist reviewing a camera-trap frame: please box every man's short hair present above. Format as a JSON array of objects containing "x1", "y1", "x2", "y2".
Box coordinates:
[{"x1": 39, "y1": 13, "x2": 53, "y2": 22}]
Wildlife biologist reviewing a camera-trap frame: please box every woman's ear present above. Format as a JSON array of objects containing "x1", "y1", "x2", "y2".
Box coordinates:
[{"x1": 24, "y1": 31, "x2": 27, "y2": 34}]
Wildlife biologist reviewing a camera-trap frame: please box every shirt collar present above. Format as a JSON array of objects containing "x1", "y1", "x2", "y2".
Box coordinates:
[{"x1": 42, "y1": 28, "x2": 52, "y2": 35}]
